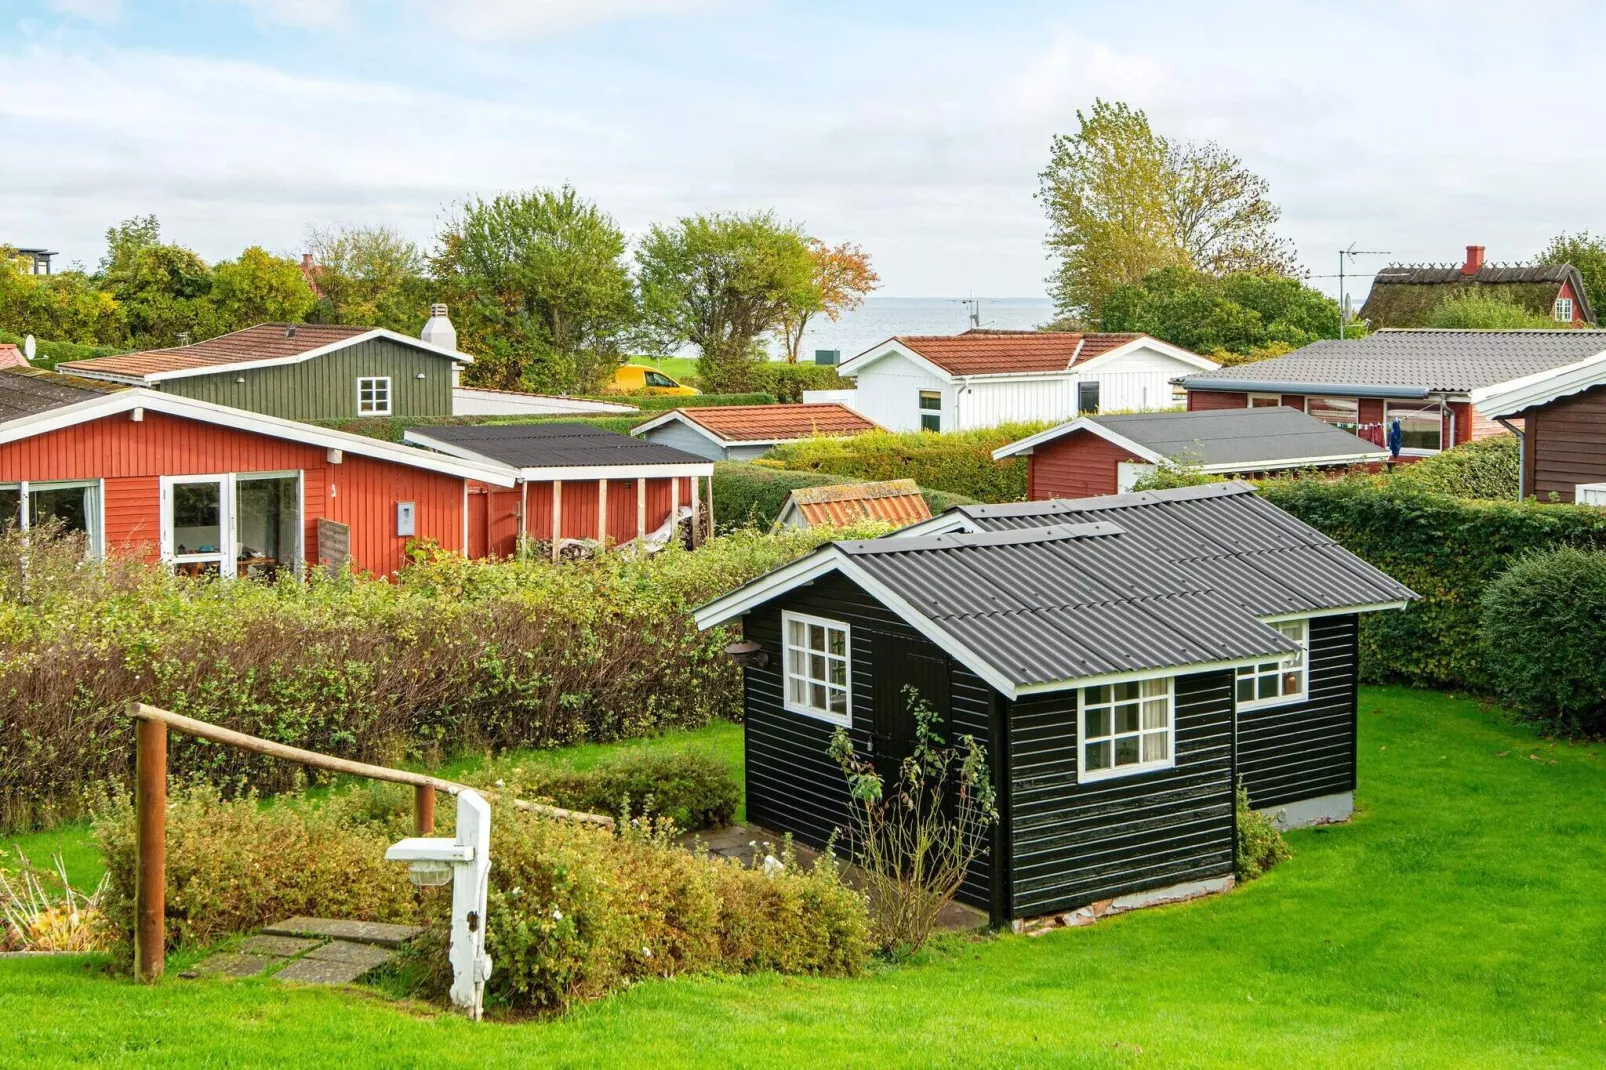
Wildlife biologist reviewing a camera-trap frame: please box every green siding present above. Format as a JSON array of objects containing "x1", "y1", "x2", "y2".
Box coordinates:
[{"x1": 157, "y1": 338, "x2": 455, "y2": 421}]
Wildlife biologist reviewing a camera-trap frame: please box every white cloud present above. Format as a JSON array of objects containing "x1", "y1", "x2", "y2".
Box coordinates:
[
  {"x1": 421, "y1": 0, "x2": 725, "y2": 41},
  {"x1": 220, "y1": 0, "x2": 351, "y2": 30},
  {"x1": 47, "y1": 0, "x2": 121, "y2": 21}
]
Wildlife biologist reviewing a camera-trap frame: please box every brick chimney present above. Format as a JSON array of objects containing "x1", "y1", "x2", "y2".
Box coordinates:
[{"x1": 1462, "y1": 245, "x2": 1486, "y2": 276}]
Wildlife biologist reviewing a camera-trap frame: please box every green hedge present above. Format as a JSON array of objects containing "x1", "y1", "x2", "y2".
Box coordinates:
[
  {"x1": 712, "y1": 462, "x2": 977, "y2": 530},
  {"x1": 765, "y1": 424, "x2": 1048, "y2": 503},
  {"x1": 1388, "y1": 435, "x2": 1519, "y2": 501},
  {"x1": 470, "y1": 750, "x2": 740, "y2": 831},
  {"x1": 579, "y1": 392, "x2": 777, "y2": 410},
  {"x1": 1258, "y1": 478, "x2": 1606, "y2": 695},
  {"x1": 0, "y1": 328, "x2": 124, "y2": 370},
  {"x1": 748, "y1": 363, "x2": 845, "y2": 403}
]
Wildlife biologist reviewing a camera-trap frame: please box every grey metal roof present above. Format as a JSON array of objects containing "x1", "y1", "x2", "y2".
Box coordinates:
[
  {"x1": 406, "y1": 423, "x2": 707, "y2": 469},
  {"x1": 835, "y1": 522, "x2": 1298, "y2": 687},
  {"x1": 1088, "y1": 407, "x2": 1385, "y2": 467},
  {"x1": 1178, "y1": 330, "x2": 1606, "y2": 395},
  {"x1": 946, "y1": 483, "x2": 1417, "y2": 619},
  {"x1": 0, "y1": 368, "x2": 121, "y2": 423}
]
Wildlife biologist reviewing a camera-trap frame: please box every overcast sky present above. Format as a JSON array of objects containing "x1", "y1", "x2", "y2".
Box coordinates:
[{"x1": 5, "y1": 0, "x2": 1601, "y2": 301}]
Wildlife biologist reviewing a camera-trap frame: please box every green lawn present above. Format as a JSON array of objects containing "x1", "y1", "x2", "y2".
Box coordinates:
[{"x1": 4, "y1": 688, "x2": 1604, "y2": 1068}]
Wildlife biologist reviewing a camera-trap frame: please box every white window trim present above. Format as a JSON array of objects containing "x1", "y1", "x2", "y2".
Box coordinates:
[
  {"x1": 1076, "y1": 673, "x2": 1175, "y2": 783},
  {"x1": 1248, "y1": 392, "x2": 1282, "y2": 407},
  {"x1": 0, "y1": 478, "x2": 104, "y2": 558},
  {"x1": 781, "y1": 609, "x2": 852, "y2": 727},
  {"x1": 357, "y1": 376, "x2": 392, "y2": 417},
  {"x1": 1555, "y1": 297, "x2": 1574, "y2": 322},
  {"x1": 917, "y1": 389, "x2": 942, "y2": 433},
  {"x1": 160, "y1": 471, "x2": 304, "y2": 578},
  {"x1": 1076, "y1": 379, "x2": 1101, "y2": 416},
  {"x1": 1236, "y1": 617, "x2": 1311, "y2": 710}
]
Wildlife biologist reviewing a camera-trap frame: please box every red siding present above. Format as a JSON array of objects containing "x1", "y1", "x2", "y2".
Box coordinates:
[
  {"x1": 523, "y1": 475, "x2": 689, "y2": 546},
  {"x1": 0, "y1": 410, "x2": 465, "y2": 576},
  {"x1": 1557, "y1": 278, "x2": 1585, "y2": 322},
  {"x1": 1027, "y1": 430, "x2": 1143, "y2": 500},
  {"x1": 1186, "y1": 390, "x2": 1249, "y2": 411}
]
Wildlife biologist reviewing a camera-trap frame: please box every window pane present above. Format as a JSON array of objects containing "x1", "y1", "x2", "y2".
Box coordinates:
[
  {"x1": 808, "y1": 624, "x2": 825, "y2": 651},
  {"x1": 1077, "y1": 381, "x2": 1100, "y2": 415},
  {"x1": 1084, "y1": 685, "x2": 1110, "y2": 706},
  {"x1": 1277, "y1": 620, "x2": 1304, "y2": 642},
  {"x1": 918, "y1": 390, "x2": 942, "y2": 411},
  {"x1": 1258, "y1": 674, "x2": 1279, "y2": 699},
  {"x1": 1114, "y1": 736, "x2": 1140, "y2": 766},
  {"x1": 1114, "y1": 681, "x2": 1140, "y2": 702},
  {"x1": 1115, "y1": 702, "x2": 1140, "y2": 734},
  {"x1": 1143, "y1": 732, "x2": 1169, "y2": 762},
  {"x1": 788, "y1": 676, "x2": 805, "y2": 704},
  {"x1": 810, "y1": 682, "x2": 827, "y2": 709},
  {"x1": 1282, "y1": 669, "x2": 1304, "y2": 695},
  {"x1": 827, "y1": 628, "x2": 846, "y2": 657},
  {"x1": 788, "y1": 649, "x2": 804, "y2": 676},
  {"x1": 1140, "y1": 678, "x2": 1168, "y2": 699},
  {"x1": 1084, "y1": 706, "x2": 1111, "y2": 738},
  {"x1": 920, "y1": 413, "x2": 941, "y2": 432},
  {"x1": 1085, "y1": 740, "x2": 1111, "y2": 771},
  {"x1": 0, "y1": 488, "x2": 18, "y2": 530},
  {"x1": 828, "y1": 659, "x2": 847, "y2": 686},
  {"x1": 236, "y1": 476, "x2": 299, "y2": 572},
  {"x1": 1142, "y1": 699, "x2": 1167, "y2": 730},
  {"x1": 809, "y1": 653, "x2": 826, "y2": 681},
  {"x1": 788, "y1": 619, "x2": 804, "y2": 646},
  {"x1": 172, "y1": 482, "x2": 222, "y2": 554},
  {"x1": 828, "y1": 689, "x2": 847, "y2": 715},
  {"x1": 1237, "y1": 676, "x2": 1255, "y2": 703},
  {"x1": 29, "y1": 486, "x2": 89, "y2": 535},
  {"x1": 1386, "y1": 402, "x2": 1443, "y2": 451}
]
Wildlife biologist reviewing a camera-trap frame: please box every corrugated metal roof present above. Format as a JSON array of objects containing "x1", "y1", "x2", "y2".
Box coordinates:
[
  {"x1": 1085, "y1": 407, "x2": 1386, "y2": 466},
  {"x1": 1179, "y1": 330, "x2": 1606, "y2": 394},
  {"x1": 407, "y1": 423, "x2": 707, "y2": 468},
  {"x1": 947, "y1": 482, "x2": 1416, "y2": 618},
  {"x1": 836, "y1": 522, "x2": 1297, "y2": 686},
  {"x1": 785, "y1": 479, "x2": 932, "y2": 529}
]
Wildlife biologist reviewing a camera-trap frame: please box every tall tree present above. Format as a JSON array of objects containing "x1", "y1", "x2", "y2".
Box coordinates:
[
  {"x1": 1535, "y1": 231, "x2": 1606, "y2": 323},
  {"x1": 96, "y1": 216, "x2": 217, "y2": 348},
  {"x1": 303, "y1": 224, "x2": 428, "y2": 332},
  {"x1": 434, "y1": 186, "x2": 635, "y2": 391},
  {"x1": 777, "y1": 239, "x2": 879, "y2": 363},
  {"x1": 637, "y1": 212, "x2": 815, "y2": 390},
  {"x1": 1039, "y1": 100, "x2": 1295, "y2": 320},
  {"x1": 210, "y1": 247, "x2": 317, "y2": 331}
]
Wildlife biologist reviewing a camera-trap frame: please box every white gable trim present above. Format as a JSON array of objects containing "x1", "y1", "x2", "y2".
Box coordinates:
[
  {"x1": 63, "y1": 328, "x2": 473, "y2": 386},
  {"x1": 836, "y1": 338, "x2": 956, "y2": 382},
  {"x1": 1470, "y1": 346, "x2": 1606, "y2": 418},
  {"x1": 1072, "y1": 336, "x2": 1219, "y2": 374},
  {"x1": 0, "y1": 389, "x2": 518, "y2": 486},
  {"x1": 991, "y1": 418, "x2": 1165, "y2": 463}
]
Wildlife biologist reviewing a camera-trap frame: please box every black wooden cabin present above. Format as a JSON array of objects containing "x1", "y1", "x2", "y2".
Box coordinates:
[{"x1": 695, "y1": 484, "x2": 1414, "y2": 926}]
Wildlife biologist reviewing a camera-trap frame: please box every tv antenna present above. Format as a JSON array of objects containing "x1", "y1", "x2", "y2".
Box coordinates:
[
  {"x1": 954, "y1": 295, "x2": 983, "y2": 329},
  {"x1": 1338, "y1": 244, "x2": 1390, "y2": 339}
]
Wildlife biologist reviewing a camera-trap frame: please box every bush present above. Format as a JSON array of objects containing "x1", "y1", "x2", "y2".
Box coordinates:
[
  {"x1": 1479, "y1": 548, "x2": 1606, "y2": 736},
  {"x1": 1258, "y1": 478, "x2": 1606, "y2": 700},
  {"x1": 1389, "y1": 435, "x2": 1519, "y2": 500},
  {"x1": 748, "y1": 363, "x2": 845, "y2": 402},
  {"x1": 471, "y1": 751, "x2": 739, "y2": 831},
  {"x1": 766, "y1": 424, "x2": 1047, "y2": 502},
  {"x1": 589, "y1": 392, "x2": 777, "y2": 410},
  {"x1": 0, "y1": 328, "x2": 125, "y2": 370},
  {"x1": 712, "y1": 462, "x2": 977, "y2": 530},
  {"x1": 1233, "y1": 784, "x2": 1290, "y2": 881},
  {"x1": 0, "y1": 524, "x2": 859, "y2": 828},
  {"x1": 1427, "y1": 292, "x2": 1567, "y2": 330}
]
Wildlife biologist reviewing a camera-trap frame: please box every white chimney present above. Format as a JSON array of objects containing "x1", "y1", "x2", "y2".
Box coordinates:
[{"x1": 421, "y1": 303, "x2": 457, "y2": 353}]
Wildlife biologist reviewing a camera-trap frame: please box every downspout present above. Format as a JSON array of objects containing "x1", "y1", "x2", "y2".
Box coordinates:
[{"x1": 1496, "y1": 417, "x2": 1526, "y2": 500}]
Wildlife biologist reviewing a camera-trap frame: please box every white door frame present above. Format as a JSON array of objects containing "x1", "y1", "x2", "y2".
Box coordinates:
[{"x1": 160, "y1": 471, "x2": 304, "y2": 577}]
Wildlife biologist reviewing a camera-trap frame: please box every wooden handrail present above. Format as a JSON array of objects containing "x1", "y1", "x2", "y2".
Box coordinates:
[{"x1": 124, "y1": 702, "x2": 614, "y2": 828}]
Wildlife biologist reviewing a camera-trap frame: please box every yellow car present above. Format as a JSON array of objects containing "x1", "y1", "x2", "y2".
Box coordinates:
[{"x1": 607, "y1": 364, "x2": 700, "y2": 396}]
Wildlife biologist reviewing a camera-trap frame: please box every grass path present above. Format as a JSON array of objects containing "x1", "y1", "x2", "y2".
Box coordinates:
[{"x1": 4, "y1": 688, "x2": 1604, "y2": 1068}]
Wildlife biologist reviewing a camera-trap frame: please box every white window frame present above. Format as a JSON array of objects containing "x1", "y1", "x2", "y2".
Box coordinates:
[
  {"x1": 357, "y1": 376, "x2": 392, "y2": 416},
  {"x1": 1248, "y1": 393, "x2": 1282, "y2": 408},
  {"x1": 160, "y1": 471, "x2": 304, "y2": 578},
  {"x1": 1384, "y1": 399, "x2": 1445, "y2": 457},
  {"x1": 918, "y1": 390, "x2": 942, "y2": 433},
  {"x1": 1077, "y1": 379, "x2": 1101, "y2": 416},
  {"x1": 781, "y1": 610, "x2": 852, "y2": 726},
  {"x1": 0, "y1": 479, "x2": 104, "y2": 558},
  {"x1": 1555, "y1": 297, "x2": 1574, "y2": 322},
  {"x1": 1077, "y1": 674, "x2": 1174, "y2": 783},
  {"x1": 1236, "y1": 617, "x2": 1310, "y2": 710}
]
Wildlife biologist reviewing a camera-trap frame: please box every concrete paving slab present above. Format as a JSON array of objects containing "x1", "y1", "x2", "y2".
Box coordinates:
[
  {"x1": 238, "y1": 934, "x2": 322, "y2": 958},
  {"x1": 182, "y1": 952, "x2": 276, "y2": 979},
  {"x1": 274, "y1": 956, "x2": 376, "y2": 985},
  {"x1": 304, "y1": 940, "x2": 395, "y2": 970},
  {"x1": 262, "y1": 917, "x2": 423, "y2": 948}
]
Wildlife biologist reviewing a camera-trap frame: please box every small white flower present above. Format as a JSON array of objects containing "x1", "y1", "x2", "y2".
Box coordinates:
[
  {"x1": 552, "y1": 907, "x2": 563, "y2": 921},
  {"x1": 642, "y1": 946, "x2": 653, "y2": 959},
  {"x1": 509, "y1": 886, "x2": 522, "y2": 898},
  {"x1": 495, "y1": 779, "x2": 506, "y2": 788}
]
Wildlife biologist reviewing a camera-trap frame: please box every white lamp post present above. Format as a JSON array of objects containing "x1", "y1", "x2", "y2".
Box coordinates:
[{"x1": 386, "y1": 789, "x2": 493, "y2": 1019}]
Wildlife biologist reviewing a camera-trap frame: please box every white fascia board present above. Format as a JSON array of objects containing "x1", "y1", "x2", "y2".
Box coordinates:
[
  {"x1": 1258, "y1": 601, "x2": 1410, "y2": 624},
  {"x1": 991, "y1": 418, "x2": 1165, "y2": 463},
  {"x1": 1469, "y1": 347, "x2": 1606, "y2": 418},
  {"x1": 887, "y1": 512, "x2": 976, "y2": 539},
  {"x1": 516, "y1": 462, "x2": 713, "y2": 481},
  {"x1": 693, "y1": 548, "x2": 848, "y2": 628},
  {"x1": 1011, "y1": 654, "x2": 1276, "y2": 697},
  {"x1": 1194, "y1": 449, "x2": 1389, "y2": 473},
  {"x1": 0, "y1": 389, "x2": 519, "y2": 486},
  {"x1": 1073, "y1": 336, "x2": 1218, "y2": 373},
  {"x1": 133, "y1": 329, "x2": 472, "y2": 384},
  {"x1": 836, "y1": 339, "x2": 956, "y2": 382}
]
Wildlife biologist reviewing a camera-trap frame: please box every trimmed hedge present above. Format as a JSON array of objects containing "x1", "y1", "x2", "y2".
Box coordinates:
[
  {"x1": 1258, "y1": 478, "x2": 1606, "y2": 696},
  {"x1": 748, "y1": 363, "x2": 845, "y2": 403},
  {"x1": 1388, "y1": 435, "x2": 1519, "y2": 501},
  {"x1": 765, "y1": 424, "x2": 1048, "y2": 503},
  {"x1": 0, "y1": 328, "x2": 124, "y2": 370},
  {"x1": 712, "y1": 462, "x2": 977, "y2": 530},
  {"x1": 582, "y1": 392, "x2": 777, "y2": 410},
  {"x1": 470, "y1": 750, "x2": 740, "y2": 831}
]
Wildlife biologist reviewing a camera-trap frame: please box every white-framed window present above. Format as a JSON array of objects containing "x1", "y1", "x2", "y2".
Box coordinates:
[
  {"x1": 1077, "y1": 380, "x2": 1101, "y2": 415},
  {"x1": 357, "y1": 376, "x2": 392, "y2": 416},
  {"x1": 1306, "y1": 396, "x2": 1362, "y2": 434},
  {"x1": 1078, "y1": 675, "x2": 1173, "y2": 782},
  {"x1": 1555, "y1": 297, "x2": 1574, "y2": 322},
  {"x1": 918, "y1": 390, "x2": 942, "y2": 432},
  {"x1": 1384, "y1": 400, "x2": 1444, "y2": 454},
  {"x1": 160, "y1": 472, "x2": 303, "y2": 578},
  {"x1": 0, "y1": 479, "x2": 103, "y2": 557},
  {"x1": 782, "y1": 610, "x2": 851, "y2": 726},
  {"x1": 1236, "y1": 618, "x2": 1310, "y2": 708},
  {"x1": 1249, "y1": 393, "x2": 1282, "y2": 408}
]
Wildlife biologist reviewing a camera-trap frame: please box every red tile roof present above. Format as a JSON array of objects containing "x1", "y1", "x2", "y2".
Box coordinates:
[
  {"x1": 677, "y1": 403, "x2": 877, "y2": 442},
  {"x1": 785, "y1": 479, "x2": 932, "y2": 529},
  {"x1": 891, "y1": 329, "x2": 1146, "y2": 376},
  {"x1": 59, "y1": 323, "x2": 376, "y2": 380}
]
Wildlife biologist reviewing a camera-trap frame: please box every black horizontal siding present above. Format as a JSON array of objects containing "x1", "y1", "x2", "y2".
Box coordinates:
[
  {"x1": 1006, "y1": 671, "x2": 1235, "y2": 918},
  {"x1": 741, "y1": 573, "x2": 996, "y2": 912},
  {"x1": 1236, "y1": 614, "x2": 1358, "y2": 809}
]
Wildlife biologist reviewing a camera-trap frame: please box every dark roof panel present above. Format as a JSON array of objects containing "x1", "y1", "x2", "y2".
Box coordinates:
[
  {"x1": 1088, "y1": 407, "x2": 1385, "y2": 467},
  {"x1": 407, "y1": 422, "x2": 708, "y2": 468},
  {"x1": 0, "y1": 367, "x2": 123, "y2": 423}
]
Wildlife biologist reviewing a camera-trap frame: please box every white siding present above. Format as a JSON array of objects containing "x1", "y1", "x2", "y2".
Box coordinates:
[{"x1": 840, "y1": 352, "x2": 948, "y2": 432}]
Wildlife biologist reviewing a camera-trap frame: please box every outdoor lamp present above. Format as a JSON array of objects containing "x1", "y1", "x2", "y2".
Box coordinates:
[{"x1": 386, "y1": 789, "x2": 493, "y2": 1018}]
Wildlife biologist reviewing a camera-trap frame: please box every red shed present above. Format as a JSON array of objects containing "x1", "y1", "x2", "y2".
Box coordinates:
[{"x1": 0, "y1": 369, "x2": 514, "y2": 576}]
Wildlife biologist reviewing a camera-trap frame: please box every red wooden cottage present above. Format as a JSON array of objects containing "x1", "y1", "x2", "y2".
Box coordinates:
[{"x1": 0, "y1": 367, "x2": 515, "y2": 576}]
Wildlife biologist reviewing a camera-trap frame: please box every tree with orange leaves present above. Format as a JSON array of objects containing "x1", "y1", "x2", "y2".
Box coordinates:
[{"x1": 778, "y1": 239, "x2": 879, "y2": 363}]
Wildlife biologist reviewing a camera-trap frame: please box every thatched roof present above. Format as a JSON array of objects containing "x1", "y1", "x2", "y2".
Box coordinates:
[{"x1": 1358, "y1": 263, "x2": 1594, "y2": 327}]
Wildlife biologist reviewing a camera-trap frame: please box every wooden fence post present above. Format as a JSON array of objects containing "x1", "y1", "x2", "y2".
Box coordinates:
[
  {"x1": 415, "y1": 784, "x2": 436, "y2": 835},
  {"x1": 134, "y1": 716, "x2": 167, "y2": 983}
]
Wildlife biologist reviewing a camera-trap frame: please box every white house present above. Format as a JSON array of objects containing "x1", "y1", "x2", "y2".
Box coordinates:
[{"x1": 834, "y1": 330, "x2": 1218, "y2": 432}]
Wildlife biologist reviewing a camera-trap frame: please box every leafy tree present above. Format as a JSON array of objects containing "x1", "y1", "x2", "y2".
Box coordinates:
[
  {"x1": 304, "y1": 224, "x2": 429, "y2": 333},
  {"x1": 1039, "y1": 99, "x2": 1295, "y2": 319},
  {"x1": 1535, "y1": 230, "x2": 1606, "y2": 321},
  {"x1": 1100, "y1": 266, "x2": 1341, "y2": 361},
  {"x1": 637, "y1": 212, "x2": 815, "y2": 391},
  {"x1": 210, "y1": 247, "x2": 317, "y2": 331},
  {"x1": 97, "y1": 217, "x2": 217, "y2": 349},
  {"x1": 434, "y1": 186, "x2": 635, "y2": 391},
  {"x1": 776, "y1": 239, "x2": 879, "y2": 363},
  {"x1": 0, "y1": 251, "x2": 124, "y2": 347},
  {"x1": 1426, "y1": 292, "x2": 1562, "y2": 330}
]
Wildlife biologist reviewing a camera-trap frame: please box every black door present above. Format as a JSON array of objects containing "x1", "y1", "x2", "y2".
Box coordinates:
[{"x1": 870, "y1": 632, "x2": 951, "y2": 767}]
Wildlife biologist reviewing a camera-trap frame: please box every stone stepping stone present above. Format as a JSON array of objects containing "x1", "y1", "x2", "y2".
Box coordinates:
[
  {"x1": 303, "y1": 940, "x2": 395, "y2": 970},
  {"x1": 238, "y1": 934, "x2": 322, "y2": 958},
  {"x1": 262, "y1": 917, "x2": 423, "y2": 949},
  {"x1": 275, "y1": 955, "x2": 381, "y2": 986},
  {"x1": 182, "y1": 952, "x2": 276, "y2": 979}
]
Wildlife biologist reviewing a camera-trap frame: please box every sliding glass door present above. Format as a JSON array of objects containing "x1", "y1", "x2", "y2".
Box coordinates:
[{"x1": 161, "y1": 472, "x2": 302, "y2": 578}]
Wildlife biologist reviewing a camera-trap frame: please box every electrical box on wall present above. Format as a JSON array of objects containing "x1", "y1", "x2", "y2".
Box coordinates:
[{"x1": 396, "y1": 501, "x2": 416, "y2": 537}]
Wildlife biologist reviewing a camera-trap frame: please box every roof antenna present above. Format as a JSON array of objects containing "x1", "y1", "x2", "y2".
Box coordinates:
[
  {"x1": 1337, "y1": 243, "x2": 1390, "y2": 339},
  {"x1": 953, "y1": 294, "x2": 982, "y2": 330}
]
